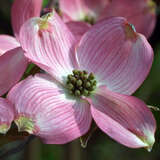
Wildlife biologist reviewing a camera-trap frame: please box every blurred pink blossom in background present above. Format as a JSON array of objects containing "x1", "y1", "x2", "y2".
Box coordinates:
[{"x1": 59, "y1": 0, "x2": 156, "y2": 38}]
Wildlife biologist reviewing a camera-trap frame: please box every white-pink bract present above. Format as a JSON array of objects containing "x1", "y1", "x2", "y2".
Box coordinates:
[
  {"x1": 59, "y1": 0, "x2": 156, "y2": 38},
  {"x1": 0, "y1": 0, "x2": 42, "y2": 96},
  {"x1": 8, "y1": 11, "x2": 156, "y2": 151},
  {"x1": 0, "y1": 98, "x2": 14, "y2": 134}
]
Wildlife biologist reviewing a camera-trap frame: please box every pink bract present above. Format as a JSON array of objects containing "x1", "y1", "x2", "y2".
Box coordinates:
[
  {"x1": 0, "y1": 98, "x2": 14, "y2": 134},
  {"x1": 0, "y1": 0, "x2": 42, "y2": 96},
  {"x1": 8, "y1": 11, "x2": 156, "y2": 150}
]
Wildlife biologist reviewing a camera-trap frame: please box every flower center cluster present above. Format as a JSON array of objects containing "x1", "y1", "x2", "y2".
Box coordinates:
[{"x1": 66, "y1": 70, "x2": 97, "y2": 97}]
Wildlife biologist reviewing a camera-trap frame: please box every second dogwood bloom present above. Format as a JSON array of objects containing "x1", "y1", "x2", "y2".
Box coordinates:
[
  {"x1": 59, "y1": 0, "x2": 156, "y2": 38},
  {"x1": 8, "y1": 11, "x2": 156, "y2": 150}
]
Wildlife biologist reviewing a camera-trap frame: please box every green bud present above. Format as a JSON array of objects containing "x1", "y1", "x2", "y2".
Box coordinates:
[
  {"x1": 70, "y1": 77, "x2": 76, "y2": 83},
  {"x1": 79, "y1": 86, "x2": 83, "y2": 91},
  {"x1": 67, "y1": 83, "x2": 74, "y2": 90},
  {"x1": 76, "y1": 80, "x2": 83, "y2": 87},
  {"x1": 85, "y1": 81, "x2": 91, "y2": 88},
  {"x1": 66, "y1": 70, "x2": 97, "y2": 98},
  {"x1": 92, "y1": 80, "x2": 97, "y2": 86},
  {"x1": 75, "y1": 90, "x2": 81, "y2": 96},
  {"x1": 79, "y1": 71, "x2": 84, "y2": 77},
  {"x1": 88, "y1": 73, "x2": 94, "y2": 80},
  {"x1": 68, "y1": 74, "x2": 73, "y2": 80},
  {"x1": 89, "y1": 85, "x2": 96, "y2": 91},
  {"x1": 73, "y1": 70, "x2": 79, "y2": 75},
  {"x1": 83, "y1": 89, "x2": 89, "y2": 96},
  {"x1": 82, "y1": 74, "x2": 88, "y2": 80}
]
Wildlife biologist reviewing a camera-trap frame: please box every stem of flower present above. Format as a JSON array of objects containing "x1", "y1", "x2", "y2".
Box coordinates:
[{"x1": 0, "y1": 135, "x2": 35, "y2": 160}]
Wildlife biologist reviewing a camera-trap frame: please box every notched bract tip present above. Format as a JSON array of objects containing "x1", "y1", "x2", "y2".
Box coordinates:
[
  {"x1": 146, "y1": 145, "x2": 153, "y2": 152},
  {"x1": 0, "y1": 124, "x2": 10, "y2": 134},
  {"x1": 15, "y1": 116, "x2": 35, "y2": 134},
  {"x1": 124, "y1": 22, "x2": 137, "y2": 40},
  {"x1": 139, "y1": 131, "x2": 155, "y2": 152},
  {"x1": 38, "y1": 12, "x2": 54, "y2": 30}
]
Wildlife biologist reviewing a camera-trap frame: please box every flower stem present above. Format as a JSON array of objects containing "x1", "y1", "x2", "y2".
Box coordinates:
[{"x1": 0, "y1": 135, "x2": 35, "y2": 160}]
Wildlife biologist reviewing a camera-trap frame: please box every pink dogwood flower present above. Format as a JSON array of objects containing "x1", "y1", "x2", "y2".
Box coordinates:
[
  {"x1": 59, "y1": 0, "x2": 156, "y2": 38},
  {"x1": 8, "y1": 11, "x2": 156, "y2": 150},
  {"x1": 0, "y1": 0, "x2": 42, "y2": 96},
  {"x1": 0, "y1": 98, "x2": 14, "y2": 134}
]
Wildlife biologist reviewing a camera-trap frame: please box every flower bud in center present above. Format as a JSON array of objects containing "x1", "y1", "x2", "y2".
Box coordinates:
[{"x1": 66, "y1": 70, "x2": 97, "y2": 97}]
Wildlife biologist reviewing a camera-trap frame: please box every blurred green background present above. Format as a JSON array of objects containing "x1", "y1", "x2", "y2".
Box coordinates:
[{"x1": 0, "y1": 0, "x2": 160, "y2": 160}]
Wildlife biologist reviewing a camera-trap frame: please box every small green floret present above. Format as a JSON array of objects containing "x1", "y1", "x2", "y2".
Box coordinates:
[{"x1": 66, "y1": 70, "x2": 97, "y2": 97}]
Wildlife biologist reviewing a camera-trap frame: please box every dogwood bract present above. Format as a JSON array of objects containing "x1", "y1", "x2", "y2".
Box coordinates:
[
  {"x1": 8, "y1": 11, "x2": 156, "y2": 150},
  {"x1": 0, "y1": 98, "x2": 14, "y2": 134},
  {"x1": 0, "y1": 0, "x2": 42, "y2": 96}
]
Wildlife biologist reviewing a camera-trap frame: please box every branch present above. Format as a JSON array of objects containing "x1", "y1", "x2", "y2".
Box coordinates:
[{"x1": 0, "y1": 135, "x2": 35, "y2": 160}]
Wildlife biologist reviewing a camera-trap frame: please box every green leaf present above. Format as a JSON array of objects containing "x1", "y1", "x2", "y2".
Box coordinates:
[{"x1": 43, "y1": 0, "x2": 50, "y2": 7}]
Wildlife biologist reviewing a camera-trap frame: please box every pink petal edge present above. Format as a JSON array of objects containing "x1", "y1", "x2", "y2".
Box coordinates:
[
  {"x1": 0, "y1": 35, "x2": 19, "y2": 55},
  {"x1": 0, "y1": 47, "x2": 28, "y2": 96},
  {"x1": 0, "y1": 97, "x2": 14, "y2": 134}
]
